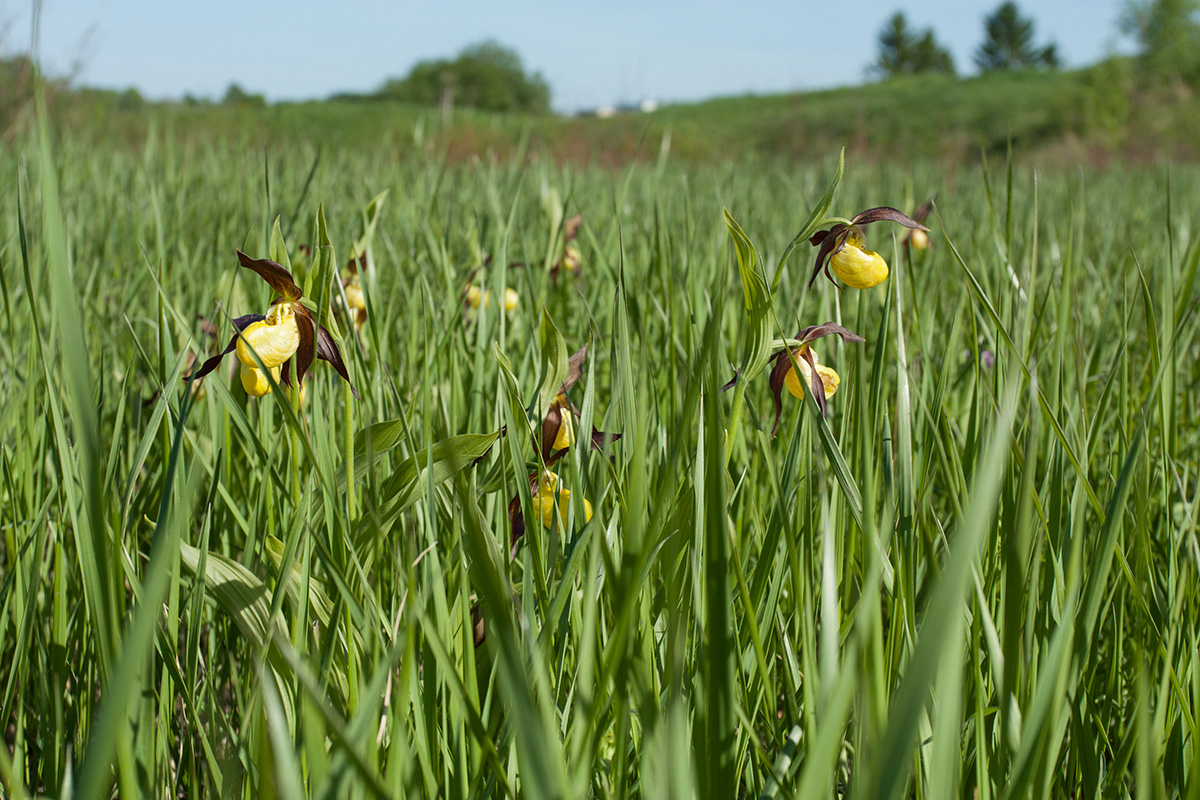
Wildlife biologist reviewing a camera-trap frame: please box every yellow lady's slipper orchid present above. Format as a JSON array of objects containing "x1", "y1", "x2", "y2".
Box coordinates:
[
  {"x1": 236, "y1": 303, "x2": 301, "y2": 368},
  {"x1": 902, "y1": 198, "x2": 934, "y2": 252},
  {"x1": 562, "y1": 243, "x2": 581, "y2": 272},
  {"x1": 240, "y1": 362, "x2": 281, "y2": 397},
  {"x1": 535, "y1": 348, "x2": 622, "y2": 463},
  {"x1": 808, "y1": 207, "x2": 928, "y2": 290},
  {"x1": 535, "y1": 472, "x2": 593, "y2": 530},
  {"x1": 551, "y1": 396, "x2": 575, "y2": 451},
  {"x1": 344, "y1": 279, "x2": 365, "y2": 311},
  {"x1": 782, "y1": 345, "x2": 840, "y2": 400},
  {"x1": 828, "y1": 235, "x2": 888, "y2": 289},
  {"x1": 185, "y1": 250, "x2": 359, "y2": 400},
  {"x1": 551, "y1": 213, "x2": 584, "y2": 282},
  {"x1": 756, "y1": 323, "x2": 865, "y2": 436},
  {"x1": 465, "y1": 285, "x2": 520, "y2": 312}
]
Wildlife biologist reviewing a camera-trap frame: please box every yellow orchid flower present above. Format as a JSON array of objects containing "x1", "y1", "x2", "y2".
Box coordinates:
[
  {"x1": 341, "y1": 248, "x2": 369, "y2": 330},
  {"x1": 562, "y1": 243, "x2": 581, "y2": 272},
  {"x1": 782, "y1": 345, "x2": 840, "y2": 401},
  {"x1": 344, "y1": 278, "x2": 365, "y2": 312},
  {"x1": 186, "y1": 250, "x2": 358, "y2": 400},
  {"x1": 551, "y1": 212, "x2": 584, "y2": 282},
  {"x1": 828, "y1": 234, "x2": 889, "y2": 289},
  {"x1": 809, "y1": 207, "x2": 929, "y2": 290},
  {"x1": 765, "y1": 323, "x2": 865, "y2": 436},
  {"x1": 549, "y1": 394, "x2": 575, "y2": 451},
  {"x1": 901, "y1": 198, "x2": 935, "y2": 252},
  {"x1": 235, "y1": 302, "x2": 301, "y2": 369},
  {"x1": 465, "y1": 285, "x2": 520, "y2": 312},
  {"x1": 534, "y1": 471, "x2": 593, "y2": 531},
  {"x1": 240, "y1": 362, "x2": 282, "y2": 397},
  {"x1": 535, "y1": 347, "x2": 622, "y2": 461},
  {"x1": 507, "y1": 345, "x2": 622, "y2": 558}
]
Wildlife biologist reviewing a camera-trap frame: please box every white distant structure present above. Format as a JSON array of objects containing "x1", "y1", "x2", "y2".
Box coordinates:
[{"x1": 575, "y1": 99, "x2": 658, "y2": 118}]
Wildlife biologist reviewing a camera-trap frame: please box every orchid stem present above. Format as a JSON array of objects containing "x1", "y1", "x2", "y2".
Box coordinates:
[
  {"x1": 344, "y1": 377, "x2": 355, "y2": 520},
  {"x1": 724, "y1": 381, "x2": 747, "y2": 469},
  {"x1": 289, "y1": 377, "x2": 301, "y2": 508}
]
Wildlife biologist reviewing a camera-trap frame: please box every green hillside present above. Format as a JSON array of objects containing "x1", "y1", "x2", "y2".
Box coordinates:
[{"x1": 16, "y1": 58, "x2": 1200, "y2": 165}]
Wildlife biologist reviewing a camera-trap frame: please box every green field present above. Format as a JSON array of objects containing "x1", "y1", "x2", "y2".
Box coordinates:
[
  {"x1": 1, "y1": 100, "x2": 1199, "y2": 799},
  {"x1": 39, "y1": 59, "x2": 1200, "y2": 166}
]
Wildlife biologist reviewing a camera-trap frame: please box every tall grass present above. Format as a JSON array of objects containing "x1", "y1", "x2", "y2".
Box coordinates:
[{"x1": 0, "y1": 113, "x2": 1197, "y2": 799}]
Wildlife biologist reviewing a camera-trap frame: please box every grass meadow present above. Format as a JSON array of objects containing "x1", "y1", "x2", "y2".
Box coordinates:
[{"x1": 1, "y1": 111, "x2": 1198, "y2": 799}]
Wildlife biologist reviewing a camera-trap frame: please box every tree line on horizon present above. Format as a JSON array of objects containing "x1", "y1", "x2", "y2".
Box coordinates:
[
  {"x1": 872, "y1": 0, "x2": 1200, "y2": 84},
  {"x1": 872, "y1": 1, "x2": 1059, "y2": 79},
  {"x1": 2, "y1": 0, "x2": 1198, "y2": 124}
]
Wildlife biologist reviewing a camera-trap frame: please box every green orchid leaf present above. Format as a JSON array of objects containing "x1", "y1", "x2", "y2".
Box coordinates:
[
  {"x1": 537, "y1": 308, "x2": 569, "y2": 415},
  {"x1": 724, "y1": 209, "x2": 773, "y2": 383},
  {"x1": 365, "y1": 432, "x2": 501, "y2": 533}
]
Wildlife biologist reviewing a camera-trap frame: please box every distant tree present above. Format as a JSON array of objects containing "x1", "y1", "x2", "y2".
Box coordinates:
[
  {"x1": 872, "y1": 12, "x2": 955, "y2": 78},
  {"x1": 378, "y1": 40, "x2": 551, "y2": 114},
  {"x1": 116, "y1": 87, "x2": 144, "y2": 111},
  {"x1": 974, "y1": 2, "x2": 1059, "y2": 71},
  {"x1": 1119, "y1": 0, "x2": 1200, "y2": 84},
  {"x1": 912, "y1": 31, "x2": 957, "y2": 74},
  {"x1": 222, "y1": 82, "x2": 266, "y2": 108}
]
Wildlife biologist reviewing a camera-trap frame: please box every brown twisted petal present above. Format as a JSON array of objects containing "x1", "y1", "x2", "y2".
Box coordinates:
[
  {"x1": 912, "y1": 198, "x2": 935, "y2": 225},
  {"x1": 557, "y1": 345, "x2": 588, "y2": 395},
  {"x1": 537, "y1": 345, "x2": 590, "y2": 457},
  {"x1": 768, "y1": 352, "x2": 792, "y2": 436},
  {"x1": 236, "y1": 250, "x2": 303, "y2": 301},
  {"x1": 471, "y1": 604, "x2": 487, "y2": 648},
  {"x1": 316, "y1": 324, "x2": 359, "y2": 399},
  {"x1": 507, "y1": 473, "x2": 541, "y2": 558},
  {"x1": 850, "y1": 206, "x2": 929, "y2": 231},
  {"x1": 589, "y1": 426, "x2": 622, "y2": 451},
  {"x1": 564, "y1": 213, "x2": 584, "y2": 242},
  {"x1": 540, "y1": 424, "x2": 622, "y2": 473},
  {"x1": 293, "y1": 304, "x2": 316, "y2": 387},
  {"x1": 186, "y1": 314, "x2": 264, "y2": 382},
  {"x1": 540, "y1": 400, "x2": 566, "y2": 460},
  {"x1": 769, "y1": 346, "x2": 828, "y2": 434},
  {"x1": 802, "y1": 348, "x2": 827, "y2": 417},
  {"x1": 808, "y1": 228, "x2": 848, "y2": 288},
  {"x1": 798, "y1": 323, "x2": 866, "y2": 345}
]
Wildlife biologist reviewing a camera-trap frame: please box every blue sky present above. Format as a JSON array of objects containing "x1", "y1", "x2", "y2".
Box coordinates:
[{"x1": 5, "y1": 0, "x2": 1130, "y2": 111}]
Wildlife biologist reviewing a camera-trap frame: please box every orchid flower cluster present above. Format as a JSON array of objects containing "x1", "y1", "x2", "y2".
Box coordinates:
[{"x1": 730, "y1": 197, "x2": 932, "y2": 436}]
